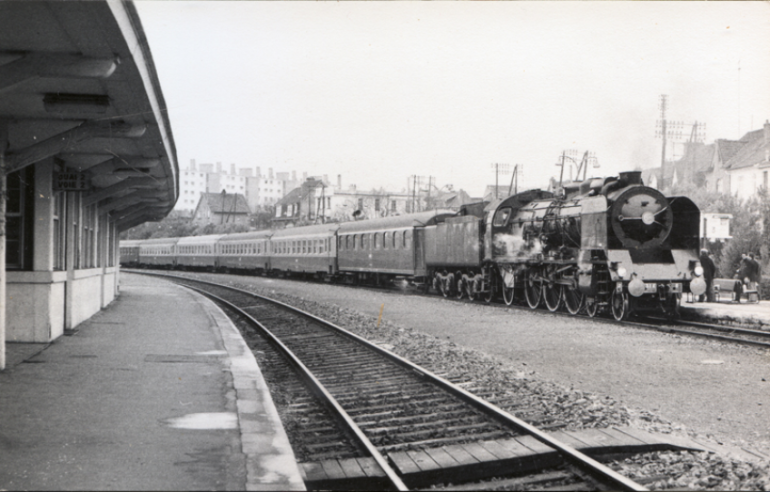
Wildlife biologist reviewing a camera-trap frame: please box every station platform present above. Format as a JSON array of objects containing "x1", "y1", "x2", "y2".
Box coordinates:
[
  {"x1": 0, "y1": 273, "x2": 305, "y2": 491},
  {"x1": 681, "y1": 296, "x2": 770, "y2": 328}
]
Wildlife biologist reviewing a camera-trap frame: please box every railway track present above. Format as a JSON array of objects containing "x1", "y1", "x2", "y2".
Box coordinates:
[
  {"x1": 133, "y1": 270, "x2": 648, "y2": 491},
  {"x1": 128, "y1": 268, "x2": 770, "y2": 350}
]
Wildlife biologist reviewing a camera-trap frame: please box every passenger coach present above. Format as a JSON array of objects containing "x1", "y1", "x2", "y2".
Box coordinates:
[
  {"x1": 217, "y1": 230, "x2": 272, "y2": 273},
  {"x1": 269, "y1": 223, "x2": 339, "y2": 278},
  {"x1": 337, "y1": 211, "x2": 454, "y2": 285},
  {"x1": 138, "y1": 237, "x2": 179, "y2": 269},
  {"x1": 176, "y1": 234, "x2": 223, "y2": 270}
]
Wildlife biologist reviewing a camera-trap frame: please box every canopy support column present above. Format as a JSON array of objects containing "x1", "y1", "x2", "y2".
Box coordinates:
[{"x1": 0, "y1": 123, "x2": 8, "y2": 370}]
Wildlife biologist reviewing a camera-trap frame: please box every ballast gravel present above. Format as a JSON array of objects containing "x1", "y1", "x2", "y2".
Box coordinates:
[{"x1": 150, "y1": 271, "x2": 770, "y2": 490}]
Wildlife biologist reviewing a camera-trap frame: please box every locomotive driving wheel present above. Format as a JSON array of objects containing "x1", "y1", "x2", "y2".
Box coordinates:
[
  {"x1": 610, "y1": 289, "x2": 629, "y2": 321},
  {"x1": 483, "y1": 265, "x2": 497, "y2": 304},
  {"x1": 563, "y1": 278, "x2": 584, "y2": 315},
  {"x1": 500, "y1": 266, "x2": 516, "y2": 306},
  {"x1": 543, "y1": 265, "x2": 563, "y2": 312},
  {"x1": 584, "y1": 297, "x2": 598, "y2": 317},
  {"x1": 524, "y1": 267, "x2": 542, "y2": 309}
]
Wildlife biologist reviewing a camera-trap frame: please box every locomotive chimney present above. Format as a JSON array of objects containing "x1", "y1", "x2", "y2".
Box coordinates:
[{"x1": 619, "y1": 171, "x2": 643, "y2": 186}]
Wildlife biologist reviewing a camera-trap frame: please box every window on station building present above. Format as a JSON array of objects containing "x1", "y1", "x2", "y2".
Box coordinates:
[
  {"x1": 53, "y1": 191, "x2": 66, "y2": 271},
  {"x1": 80, "y1": 204, "x2": 97, "y2": 268},
  {"x1": 6, "y1": 167, "x2": 35, "y2": 270}
]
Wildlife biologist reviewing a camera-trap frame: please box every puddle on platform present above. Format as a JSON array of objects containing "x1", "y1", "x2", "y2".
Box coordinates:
[
  {"x1": 700, "y1": 360, "x2": 725, "y2": 365},
  {"x1": 165, "y1": 412, "x2": 238, "y2": 430},
  {"x1": 195, "y1": 350, "x2": 227, "y2": 356}
]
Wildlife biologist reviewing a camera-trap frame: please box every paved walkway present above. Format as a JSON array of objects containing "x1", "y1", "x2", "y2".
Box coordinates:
[
  {"x1": 682, "y1": 297, "x2": 770, "y2": 326},
  {"x1": 0, "y1": 273, "x2": 304, "y2": 491}
]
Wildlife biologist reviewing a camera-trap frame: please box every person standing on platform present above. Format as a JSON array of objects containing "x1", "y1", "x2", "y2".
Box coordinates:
[
  {"x1": 748, "y1": 253, "x2": 761, "y2": 298},
  {"x1": 699, "y1": 249, "x2": 716, "y2": 302}
]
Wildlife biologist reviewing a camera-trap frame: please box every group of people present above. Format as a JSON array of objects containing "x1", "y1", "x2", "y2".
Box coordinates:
[{"x1": 697, "y1": 249, "x2": 762, "y2": 303}]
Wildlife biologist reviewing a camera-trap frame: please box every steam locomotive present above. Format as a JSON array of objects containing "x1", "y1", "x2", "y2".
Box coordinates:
[
  {"x1": 428, "y1": 170, "x2": 705, "y2": 320},
  {"x1": 121, "y1": 171, "x2": 706, "y2": 320}
]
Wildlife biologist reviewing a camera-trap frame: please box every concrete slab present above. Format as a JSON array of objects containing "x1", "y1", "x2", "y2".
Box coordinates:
[
  {"x1": 681, "y1": 298, "x2": 770, "y2": 328},
  {"x1": 0, "y1": 273, "x2": 304, "y2": 491}
]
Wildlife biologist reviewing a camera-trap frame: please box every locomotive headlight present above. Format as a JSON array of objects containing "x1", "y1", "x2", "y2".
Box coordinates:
[
  {"x1": 617, "y1": 267, "x2": 627, "y2": 279},
  {"x1": 693, "y1": 266, "x2": 704, "y2": 277},
  {"x1": 641, "y1": 211, "x2": 655, "y2": 225}
]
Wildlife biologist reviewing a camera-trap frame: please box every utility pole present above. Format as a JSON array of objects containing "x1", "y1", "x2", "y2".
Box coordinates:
[
  {"x1": 508, "y1": 164, "x2": 522, "y2": 196},
  {"x1": 659, "y1": 94, "x2": 668, "y2": 183},
  {"x1": 490, "y1": 163, "x2": 511, "y2": 200}
]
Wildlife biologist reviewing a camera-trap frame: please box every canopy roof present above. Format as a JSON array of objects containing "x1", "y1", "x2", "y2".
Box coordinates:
[{"x1": 0, "y1": 0, "x2": 178, "y2": 230}]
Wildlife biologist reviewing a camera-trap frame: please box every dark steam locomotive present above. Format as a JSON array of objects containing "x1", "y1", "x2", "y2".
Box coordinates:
[{"x1": 427, "y1": 170, "x2": 706, "y2": 319}]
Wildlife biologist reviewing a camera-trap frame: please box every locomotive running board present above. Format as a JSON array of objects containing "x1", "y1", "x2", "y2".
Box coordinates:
[{"x1": 298, "y1": 427, "x2": 715, "y2": 489}]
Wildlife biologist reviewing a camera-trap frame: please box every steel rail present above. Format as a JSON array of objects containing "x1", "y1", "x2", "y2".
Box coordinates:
[
  {"x1": 137, "y1": 271, "x2": 646, "y2": 492},
  {"x1": 182, "y1": 283, "x2": 409, "y2": 492}
]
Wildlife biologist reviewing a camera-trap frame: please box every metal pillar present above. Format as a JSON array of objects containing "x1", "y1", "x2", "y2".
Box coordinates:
[{"x1": 0, "y1": 124, "x2": 7, "y2": 369}]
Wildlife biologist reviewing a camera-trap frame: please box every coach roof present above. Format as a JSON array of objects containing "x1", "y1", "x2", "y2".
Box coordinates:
[
  {"x1": 270, "y1": 223, "x2": 340, "y2": 239},
  {"x1": 337, "y1": 210, "x2": 455, "y2": 234}
]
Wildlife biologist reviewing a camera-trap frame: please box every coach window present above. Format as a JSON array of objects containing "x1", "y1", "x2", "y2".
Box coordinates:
[
  {"x1": 374, "y1": 233, "x2": 380, "y2": 250},
  {"x1": 404, "y1": 230, "x2": 412, "y2": 249},
  {"x1": 383, "y1": 232, "x2": 389, "y2": 249}
]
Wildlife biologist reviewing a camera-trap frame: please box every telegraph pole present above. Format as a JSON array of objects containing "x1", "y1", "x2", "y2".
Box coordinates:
[
  {"x1": 659, "y1": 94, "x2": 668, "y2": 183},
  {"x1": 490, "y1": 163, "x2": 511, "y2": 200}
]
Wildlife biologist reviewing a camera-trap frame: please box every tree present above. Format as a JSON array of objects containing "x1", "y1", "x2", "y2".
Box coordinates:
[{"x1": 668, "y1": 182, "x2": 768, "y2": 279}]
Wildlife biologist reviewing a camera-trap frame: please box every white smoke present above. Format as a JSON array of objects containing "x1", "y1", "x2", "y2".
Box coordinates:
[{"x1": 493, "y1": 233, "x2": 542, "y2": 260}]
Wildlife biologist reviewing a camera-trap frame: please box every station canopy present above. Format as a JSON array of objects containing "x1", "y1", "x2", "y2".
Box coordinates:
[{"x1": 0, "y1": 0, "x2": 178, "y2": 229}]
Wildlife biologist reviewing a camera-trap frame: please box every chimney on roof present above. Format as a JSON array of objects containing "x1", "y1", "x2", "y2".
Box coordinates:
[
  {"x1": 337, "y1": 174, "x2": 342, "y2": 189},
  {"x1": 303, "y1": 172, "x2": 307, "y2": 180},
  {"x1": 231, "y1": 163, "x2": 236, "y2": 175},
  {"x1": 256, "y1": 166, "x2": 261, "y2": 177},
  {"x1": 764, "y1": 120, "x2": 770, "y2": 148},
  {"x1": 190, "y1": 159, "x2": 196, "y2": 172},
  {"x1": 216, "y1": 162, "x2": 222, "y2": 174},
  {"x1": 323, "y1": 174, "x2": 328, "y2": 184},
  {"x1": 269, "y1": 167, "x2": 274, "y2": 179},
  {"x1": 292, "y1": 170, "x2": 297, "y2": 181}
]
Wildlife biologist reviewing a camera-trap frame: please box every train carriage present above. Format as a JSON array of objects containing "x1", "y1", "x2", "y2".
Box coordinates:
[
  {"x1": 217, "y1": 230, "x2": 273, "y2": 273},
  {"x1": 119, "y1": 239, "x2": 142, "y2": 267},
  {"x1": 176, "y1": 234, "x2": 223, "y2": 270},
  {"x1": 137, "y1": 237, "x2": 179, "y2": 268},
  {"x1": 337, "y1": 211, "x2": 454, "y2": 285},
  {"x1": 269, "y1": 223, "x2": 339, "y2": 278}
]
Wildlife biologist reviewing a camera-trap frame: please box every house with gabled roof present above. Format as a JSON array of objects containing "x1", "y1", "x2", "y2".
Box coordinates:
[
  {"x1": 273, "y1": 177, "x2": 330, "y2": 227},
  {"x1": 643, "y1": 121, "x2": 770, "y2": 198},
  {"x1": 722, "y1": 122, "x2": 770, "y2": 199},
  {"x1": 193, "y1": 192, "x2": 251, "y2": 226}
]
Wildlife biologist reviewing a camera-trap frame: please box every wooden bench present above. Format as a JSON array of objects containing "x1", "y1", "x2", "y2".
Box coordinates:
[{"x1": 712, "y1": 278, "x2": 758, "y2": 303}]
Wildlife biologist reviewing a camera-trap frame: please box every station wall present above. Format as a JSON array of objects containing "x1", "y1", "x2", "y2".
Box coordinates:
[{"x1": 6, "y1": 159, "x2": 121, "y2": 343}]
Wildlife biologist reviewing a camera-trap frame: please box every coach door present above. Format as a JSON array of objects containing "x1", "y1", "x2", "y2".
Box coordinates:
[{"x1": 413, "y1": 228, "x2": 426, "y2": 275}]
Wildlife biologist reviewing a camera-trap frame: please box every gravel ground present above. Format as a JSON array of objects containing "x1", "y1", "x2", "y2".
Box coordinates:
[{"x1": 133, "y1": 271, "x2": 770, "y2": 489}]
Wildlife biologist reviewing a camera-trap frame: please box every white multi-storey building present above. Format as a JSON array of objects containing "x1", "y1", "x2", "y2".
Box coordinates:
[{"x1": 176, "y1": 159, "x2": 303, "y2": 213}]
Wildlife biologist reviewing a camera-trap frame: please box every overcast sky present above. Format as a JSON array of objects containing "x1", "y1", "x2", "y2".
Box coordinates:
[{"x1": 137, "y1": 1, "x2": 770, "y2": 197}]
